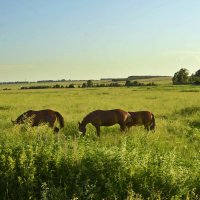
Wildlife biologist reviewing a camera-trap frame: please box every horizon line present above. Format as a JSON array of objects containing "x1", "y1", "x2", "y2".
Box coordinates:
[{"x1": 0, "y1": 75, "x2": 172, "y2": 84}]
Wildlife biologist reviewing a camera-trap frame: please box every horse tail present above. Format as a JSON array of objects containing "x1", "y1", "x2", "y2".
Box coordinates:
[
  {"x1": 150, "y1": 113, "x2": 155, "y2": 131},
  {"x1": 55, "y1": 111, "x2": 64, "y2": 129}
]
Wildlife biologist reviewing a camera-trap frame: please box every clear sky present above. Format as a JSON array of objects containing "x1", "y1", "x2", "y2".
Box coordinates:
[{"x1": 1, "y1": 0, "x2": 200, "y2": 81}]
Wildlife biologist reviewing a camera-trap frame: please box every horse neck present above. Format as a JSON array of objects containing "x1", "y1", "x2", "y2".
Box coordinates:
[
  {"x1": 81, "y1": 115, "x2": 91, "y2": 127},
  {"x1": 16, "y1": 111, "x2": 30, "y2": 123},
  {"x1": 17, "y1": 113, "x2": 25, "y2": 121}
]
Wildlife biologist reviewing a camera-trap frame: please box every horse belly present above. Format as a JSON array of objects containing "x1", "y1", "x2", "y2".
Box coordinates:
[
  {"x1": 130, "y1": 115, "x2": 145, "y2": 126},
  {"x1": 102, "y1": 121, "x2": 116, "y2": 126},
  {"x1": 98, "y1": 118, "x2": 117, "y2": 126},
  {"x1": 35, "y1": 115, "x2": 55, "y2": 126}
]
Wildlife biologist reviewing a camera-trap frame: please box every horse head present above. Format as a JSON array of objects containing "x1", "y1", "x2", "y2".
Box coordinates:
[{"x1": 11, "y1": 119, "x2": 17, "y2": 125}]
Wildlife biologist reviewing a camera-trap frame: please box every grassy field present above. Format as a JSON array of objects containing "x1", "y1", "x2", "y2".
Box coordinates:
[{"x1": 0, "y1": 83, "x2": 200, "y2": 199}]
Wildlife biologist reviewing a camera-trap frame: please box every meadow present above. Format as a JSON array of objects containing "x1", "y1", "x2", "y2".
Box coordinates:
[{"x1": 0, "y1": 82, "x2": 200, "y2": 199}]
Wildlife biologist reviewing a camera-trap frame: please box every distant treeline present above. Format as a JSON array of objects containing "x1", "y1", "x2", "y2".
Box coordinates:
[
  {"x1": 19, "y1": 80, "x2": 157, "y2": 90},
  {"x1": 82, "y1": 80, "x2": 156, "y2": 88},
  {"x1": 1, "y1": 76, "x2": 169, "y2": 85},
  {"x1": 20, "y1": 84, "x2": 75, "y2": 90},
  {"x1": 101, "y1": 76, "x2": 170, "y2": 82},
  {"x1": 125, "y1": 80, "x2": 156, "y2": 86},
  {"x1": 127, "y1": 75, "x2": 170, "y2": 80},
  {"x1": 21, "y1": 86, "x2": 51, "y2": 90},
  {"x1": 0, "y1": 81, "x2": 30, "y2": 85},
  {"x1": 37, "y1": 79, "x2": 67, "y2": 83},
  {"x1": 0, "y1": 79, "x2": 71, "y2": 85}
]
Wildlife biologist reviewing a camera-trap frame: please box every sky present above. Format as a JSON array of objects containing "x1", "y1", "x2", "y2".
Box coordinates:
[{"x1": 0, "y1": 0, "x2": 200, "y2": 81}]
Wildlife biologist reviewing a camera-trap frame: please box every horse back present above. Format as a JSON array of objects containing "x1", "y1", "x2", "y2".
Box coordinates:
[
  {"x1": 32, "y1": 110, "x2": 57, "y2": 125},
  {"x1": 86, "y1": 109, "x2": 129, "y2": 126},
  {"x1": 16, "y1": 109, "x2": 57, "y2": 126},
  {"x1": 114, "y1": 109, "x2": 131, "y2": 123}
]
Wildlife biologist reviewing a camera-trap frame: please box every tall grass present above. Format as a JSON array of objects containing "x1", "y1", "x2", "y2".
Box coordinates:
[{"x1": 0, "y1": 86, "x2": 200, "y2": 199}]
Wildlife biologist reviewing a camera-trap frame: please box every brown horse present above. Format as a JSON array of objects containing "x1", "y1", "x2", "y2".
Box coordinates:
[
  {"x1": 127, "y1": 111, "x2": 155, "y2": 131},
  {"x1": 78, "y1": 109, "x2": 132, "y2": 137},
  {"x1": 12, "y1": 109, "x2": 64, "y2": 132}
]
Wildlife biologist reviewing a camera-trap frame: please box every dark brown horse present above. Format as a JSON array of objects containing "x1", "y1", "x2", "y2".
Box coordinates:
[
  {"x1": 78, "y1": 109, "x2": 132, "y2": 137},
  {"x1": 127, "y1": 111, "x2": 155, "y2": 131},
  {"x1": 12, "y1": 109, "x2": 64, "y2": 132}
]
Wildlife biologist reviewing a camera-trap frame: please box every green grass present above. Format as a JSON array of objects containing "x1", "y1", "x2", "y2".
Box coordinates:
[{"x1": 0, "y1": 85, "x2": 200, "y2": 199}]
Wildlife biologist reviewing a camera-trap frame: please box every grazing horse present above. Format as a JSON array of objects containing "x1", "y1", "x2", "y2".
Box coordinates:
[
  {"x1": 78, "y1": 109, "x2": 132, "y2": 137},
  {"x1": 12, "y1": 109, "x2": 64, "y2": 133},
  {"x1": 127, "y1": 111, "x2": 155, "y2": 131}
]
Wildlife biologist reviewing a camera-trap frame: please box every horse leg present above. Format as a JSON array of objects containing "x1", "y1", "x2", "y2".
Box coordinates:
[
  {"x1": 127, "y1": 125, "x2": 131, "y2": 131},
  {"x1": 50, "y1": 117, "x2": 58, "y2": 133},
  {"x1": 120, "y1": 123, "x2": 126, "y2": 132},
  {"x1": 144, "y1": 125, "x2": 150, "y2": 131},
  {"x1": 49, "y1": 121, "x2": 54, "y2": 128},
  {"x1": 95, "y1": 126, "x2": 100, "y2": 137}
]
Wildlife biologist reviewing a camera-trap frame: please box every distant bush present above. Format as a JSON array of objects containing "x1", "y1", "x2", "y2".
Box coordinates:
[
  {"x1": 87, "y1": 80, "x2": 93, "y2": 87},
  {"x1": 191, "y1": 70, "x2": 200, "y2": 85},
  {"x1": 109, "y1": 82, "x2": 121, "y2": 87},
  {"x1": 68, "y1": 84, "x2": 75, "y2": 88},
  {"x1": 99, "y1": 84, "x2": 106, "y2": 87},
  {"x1": 94, "y1": 83, "x2": 121, "y2": 87},
  {"x1": 53, "y1": 84, "x2": 61, "y2": 88},
  {"x1": 193, "y1": 80, "x2": 200, "y2": 85},
  {"x1": 146, "y1": 82, "x2": 156, "y2": 86},
  {"x1": 125, "y1": 80, "x2": 131, "y2": 86},
  {"x1": 82, "y1": 83, "x2": 87, "y2": 88},
  {"x1": 125, "y1": 80, "x2": 156, "y2": 87}
]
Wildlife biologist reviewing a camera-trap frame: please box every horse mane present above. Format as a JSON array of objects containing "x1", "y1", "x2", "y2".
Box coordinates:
[
  {"x1": 81, "y1": 114, "x2": 90, "y2": 126},
  {"x1": 15, "y1": 111, "x2": 27, "y2": 123},
  {"x1": 81, "y1": 110, "x2": 97, "y2": 126}
]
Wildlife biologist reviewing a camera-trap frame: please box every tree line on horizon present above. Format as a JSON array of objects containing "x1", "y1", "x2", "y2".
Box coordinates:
[
  {"x1": 18, "y1": 68, "x2": 200, "y2": 90},
  {"x1": 172, "y1": 68, "x2": 200, "y2": 85},
  {"x1": 19, "y1": 80, "x2": 156, "y2": 90},
  {"x1": 2, "y1": 69, "x2": 200, "y2": 89}
]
